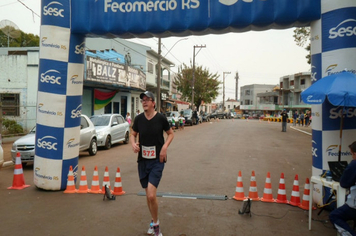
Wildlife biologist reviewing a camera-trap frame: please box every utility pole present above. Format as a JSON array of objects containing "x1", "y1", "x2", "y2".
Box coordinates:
[
  {"x1": 223, "y1": 72, "x2": 231, "y2": 112},
  {"x1": 235, "y1": 71, "x2": 239, "y2": 101},
  {"x1": 156, "y1": 38, "x2": 162, "y2": 112},
  {"x1": 191, "y1": 45, "x2": 206, "y2": 110}
]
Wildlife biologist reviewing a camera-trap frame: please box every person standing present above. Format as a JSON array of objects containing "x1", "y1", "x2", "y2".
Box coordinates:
[
  {"x1": 281, "y1": 109, "x2": 288, "y2": 132},
  {"x1": 126, "y1": 112, "x2": 131, "y2": 125},
  {"x1": 130, "y1": 91, "x2": 174, "y2": 236},
  {"x1": 329, "y1": 141, "x2": 356, "y2": 236},
  {"x1": 305, "y1": 110, "x2": 310, "y2": 127},
  {"x1": 293, "y1": 111, "x2": 298, "y2": 126},
  {"x1": 299, "y1": 112, "x2": 305, "y2": 126}
]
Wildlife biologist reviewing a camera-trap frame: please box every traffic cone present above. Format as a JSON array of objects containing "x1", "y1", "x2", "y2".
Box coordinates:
[
  {"x1": 276, "y1": 173, "x2": 289, "y2": 204},
  {"x1": 78, "y1": 166, "x2": 90, "y2": 193},
  {"x1": 289, "y1": 174, "x2": 301, "y2": 206},
  {"x1": 89, "y1": 166, "x2": 102, "y2": 194},
  {"x1": 64, "y1": 166, "x2": 77, "y2": 193},
  {"x1": 112, "y1": 167, "x2": 125, "y2": 196},
  {"x1": 260, "y1": 172, "x2": 276, "y2": 203},
  {"x1": 233, "y1": 171, "x2": 246, "y2": 201},
  {"x1": 8, "y1": 152, "x2": 30, "y2": 190},
  {"x1": 268, "y1": 119, "x2": 271, "y2": 124},
  {"x1": 298, "y1": 178, "x2": 316, "y2": 210},
  {"x1": 248, "y1": 171, "x2": 260, "y2": 201},
  {"x1": 102, "y1": 166, "x2": 112, "y2": 194}
]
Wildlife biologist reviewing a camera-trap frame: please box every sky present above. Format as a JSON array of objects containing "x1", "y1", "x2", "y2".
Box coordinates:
[{"x1": 0, "y1": 0, "x2": 311, "y2": 102}]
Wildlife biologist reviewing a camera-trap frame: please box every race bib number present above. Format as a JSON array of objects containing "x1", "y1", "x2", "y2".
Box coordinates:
[{"x1": 142, "y1": 146, "x2": 156, "y2": 159}]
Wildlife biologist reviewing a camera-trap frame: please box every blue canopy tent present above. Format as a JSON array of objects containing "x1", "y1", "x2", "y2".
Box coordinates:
[{"x1": 301, "y1": 71, "x2": 356, "y2": 161}]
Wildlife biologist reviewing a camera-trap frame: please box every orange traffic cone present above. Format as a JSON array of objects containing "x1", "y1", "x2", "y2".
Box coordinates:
[
  {"x1": 268, "y1": 119, "x2": 271, "y2": 124},
  {"x1": 64, "y1": 166, "x2": 77, "y2": 193},
  {"x1": 260, "y1": 172, "x2": 276, "y2": 203},
  {"x1": 102, "y1": 166, "x2": 112, "y2": 194},
  {"x1": 276, "y1": 173, "x2": 289, "y2": 204},
  {"x1": 298, "y1": 178, "x2": 315, "y2": 210},
  {"x1": 289, "y1": 174, "x2": 301, "y2": 206},
  {"x1": 8, "y1": 152, "x2": 30, "y2": 190},
  {"x1": 113, "y1": 167, "x2": 125, "y2": 196},
  {"x1": 89, "y1": 166, "x2": 102, "y2": 194},
  {"x1": 233, "y1": 171, "x2": 246, "y2": 201},
  {"x1": 248, "y1": 171, "x2": 260, "y2": 201},
  {"x1": 78, "y1": 166, "x2": 90, "y2": 193}
]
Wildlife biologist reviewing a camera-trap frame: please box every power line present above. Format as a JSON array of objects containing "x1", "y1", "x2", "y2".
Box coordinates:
[{"x1": 17, "y1": 0, "x2": 40, "y2": 18}]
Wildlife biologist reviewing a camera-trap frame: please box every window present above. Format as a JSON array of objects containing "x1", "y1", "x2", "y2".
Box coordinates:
[
  {"x1": 147, "y1": 62, "x2": 154, "y2": 74},
  {"x1": 1, "y1": 93, "x2": 20, "y2": 116},
  {"x1": 301, "y1": 79, "x2": 305, "y2": 85},
  {"x1": 80, "y1": 116, "x2": 89, "y2": 129},
  {"x1": 245, "y1": 90, "x2": 250, "y2": 95}
]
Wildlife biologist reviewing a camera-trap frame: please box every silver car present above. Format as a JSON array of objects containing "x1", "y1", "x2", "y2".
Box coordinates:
[
  {"x1": 90, "y1": 114, "x2": 130, "y2": 149},
  {"x1": 11, "y1": 114, "x2": 98, "y2": 165}
]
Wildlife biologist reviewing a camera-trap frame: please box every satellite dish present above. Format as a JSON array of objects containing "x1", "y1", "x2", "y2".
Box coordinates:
[{"x1": 0, "y1": 20, "x2": 21, "y2": 47}]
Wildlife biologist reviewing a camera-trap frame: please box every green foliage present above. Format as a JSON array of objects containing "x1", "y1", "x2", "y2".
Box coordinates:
[
  {"x1": 174, "y1": 63, "x2": 221, "y2": 111},
  {"x1": 293, "y1": 27, "x2": 311, "y2": 64},
  {"x1": 2, "y1": 118, "x2": 23, "y2": 134},
  {"x1": 0, "y1": 30, "x2": 39, "y2": 47}
]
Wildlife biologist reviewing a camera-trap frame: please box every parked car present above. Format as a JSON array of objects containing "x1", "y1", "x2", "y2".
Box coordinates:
[
  {"x1": 11, "y1": 114, "x2": 98, "y2": 166},
  {"x1": 201, "y1": 112, "x2": 211, "y2": 122},
  {"x1": 90, "y1": 114, "x2": 130, "y2": 149},
  {"x1": 166, "y1": 111, "x2": 180, "y2": 128},
  {"x1": 182, "y1": 109, "x2": 197, "y2": 126},
  {"x1": 0, "y1": 135, "x2": 4, "y2": 170}
]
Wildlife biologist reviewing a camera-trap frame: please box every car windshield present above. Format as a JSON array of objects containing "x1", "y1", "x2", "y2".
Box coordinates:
[
  {"x1": 183, "y1": 110, "x2": 191, "y2": 115},
  {"x1": 30, "y1": 126, "x2": 36, "y2": 133},
  {"x1": 90, "y1": 116, "x2": 110, "y2": 126}
]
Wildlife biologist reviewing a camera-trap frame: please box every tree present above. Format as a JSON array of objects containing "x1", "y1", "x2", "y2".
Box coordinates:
[
  {"x1": 293, "y1": 27, "x2": 311, "y2": 64},
  {"x1": 174, "y1": 63, "x2": 221, "y2": 111},
  {"x1": 0, "y1": 30, "x2": 39, "y2": 47}
]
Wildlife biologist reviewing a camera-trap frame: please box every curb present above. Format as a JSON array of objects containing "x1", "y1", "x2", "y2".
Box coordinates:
[
  {"x1": 290, "y1": 126, "x2": 312, "y2": 136},
  {"x1": 2, "y1": 161, "x2": 14, "y2": 168}
]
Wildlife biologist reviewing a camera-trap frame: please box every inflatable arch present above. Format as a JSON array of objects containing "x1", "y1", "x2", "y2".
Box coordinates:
[{"x1": 36, "y1": 0, "x2": 356, "y2": 191}]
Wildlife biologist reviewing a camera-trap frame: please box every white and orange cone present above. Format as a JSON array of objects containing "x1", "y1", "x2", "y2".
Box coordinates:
[
  {"x1": 248, "y1": 171, "x2": 260, "y2": 201},
  {"x1": 64, "y1": 166, "x2": 77, "y2": 194},
  {"x1": 260, "y1": 172, "x2": 276, "y2": 203},
  {"x1": 289, "y1": 174, "x2": 301, "y2": 206},
  {"x1": 276, "y1": 173, "x2": 289, "y2": 204},
  {"x1": 90, "y1": 166, "x2": 102, "y2": 194},
  {"x1": 112, "y1": 167, "x2": 125, "y2": 196},
  {"x1": 102, "y1": 166, "x2": 112, "y2": 194},
  {"x1": 233, "y1": 171, "x2": 246, "y2": 201},
  {"x1": 298, "y1": 178, "x2": 315, "y2": 210},
  {"x1": 78, "y1": 166, "x2": 90, "y2": 193},
  {"x1": 8, "y1": 152, "x2": 30, "y2": 190}
]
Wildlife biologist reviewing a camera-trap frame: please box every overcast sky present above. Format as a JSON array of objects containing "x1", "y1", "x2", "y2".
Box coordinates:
[{"x1": 0, "y1": 0, "x2": 311, "y2": 102}]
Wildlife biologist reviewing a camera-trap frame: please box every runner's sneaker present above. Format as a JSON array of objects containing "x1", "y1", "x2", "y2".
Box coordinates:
[
  {"x1": 147, "y1": 221, "x2": 154, "y2": 235},
  {"x1": 153, "y1": 224, "x2": 163, "y2": 236}
]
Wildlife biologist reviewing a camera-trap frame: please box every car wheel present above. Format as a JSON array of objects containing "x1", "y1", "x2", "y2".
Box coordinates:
[
  {"x1": 88, "y1": 138, "x2": 98, "y2": 156},
  {"x1": 104, "y1": 136, "x2": 111, "y2": 149},
  {"x1": 123, "y1": 132, "x2": 129, "y2": 144}
]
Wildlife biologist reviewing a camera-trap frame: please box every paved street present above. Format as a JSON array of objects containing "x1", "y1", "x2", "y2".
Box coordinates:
[{"x1": 0, "y1": 119, "x2": 335, "y2": 236}]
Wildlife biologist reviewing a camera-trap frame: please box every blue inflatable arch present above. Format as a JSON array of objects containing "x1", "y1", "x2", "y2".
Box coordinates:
[{"x1": 36, "y1": 0, "x2": 356, "y2": 191}]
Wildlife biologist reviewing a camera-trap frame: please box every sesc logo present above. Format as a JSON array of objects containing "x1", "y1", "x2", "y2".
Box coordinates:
[
  {"x1": 40, "y1": 69, "x2": 62, "y2": 85},
  {"x1": 43, "y1": 1, "x2": 64, "y2": 17},
  {"x1": 37, "y1": 136, "x2": 58, "y2": 150},
  {"x1": 38, "y1": 103, "x2": 57, "y2": 116},
  {"x1": 312, "y1": 140, "x2": 318, "y2": 158},
  {"x1": 311, "y1": 66, "x2": 317, "y2": 82},
  {"x1": 329, "y1": 19, "x2": 356, "y2": 39},
  {"x1": 71, "y1": 104, "x2": 82, "y2": 118},
  {"x1": 329, "y1": 107, "x2": 356, "y2": 119},
  {"x1": 75, "y1": 42, "x2": 85, "y2": 55}
]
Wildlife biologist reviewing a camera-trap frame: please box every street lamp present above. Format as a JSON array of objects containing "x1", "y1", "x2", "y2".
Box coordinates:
[
  {"x1": 191, "y1": 45, "x2": 206, "y2": 110},
  {"x1": 157, "y1": 38, "x2": 189, "y2": 112},
  {"x1": 223, "y1": 72, "x2": 231, "y2": 112}
]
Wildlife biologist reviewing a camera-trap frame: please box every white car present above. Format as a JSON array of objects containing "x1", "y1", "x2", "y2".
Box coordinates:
[
  {"x1": 90, "y1": 114, "x2": 130, "y2": 149},
  {"x1": 166, "y1": 111, "x2": 180, "y2": 128},
  {"x1": 0, "y1": 135, "x2": 4, "y2": 170},
  {"x1": 11, "y1": 114, "x2": 98, "y2": 165}
]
